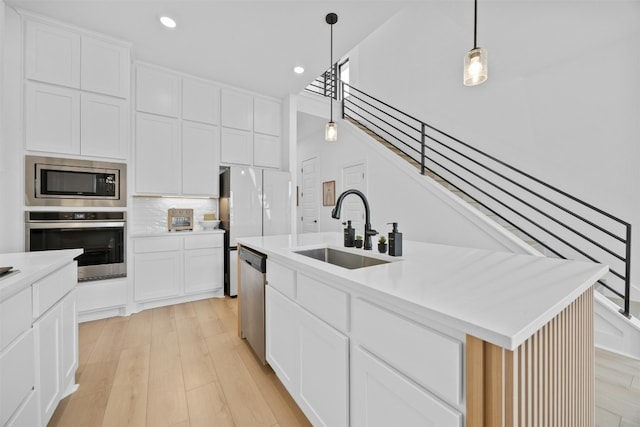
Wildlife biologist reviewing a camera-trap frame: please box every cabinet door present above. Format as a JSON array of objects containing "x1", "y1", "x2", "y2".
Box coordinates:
[
  {"x1": 0, "y1": 329, "x2": 35, "y2": 426},
  {"x1": 182, "y1": 78, "x2": 219, "y2": 125},
  {"x1": 135, "y1": 113, "x2": 180, "y2": 195},
  {"x1": 61, "y1": 290, "x2": 78, "y2": 395},
  {"x1": 253, "y1": 133, "x2": 281, "y2": 169},
  {"x1": 25, "y1": 20, "x2": 80, "y2": 88},
  {"x1": 254, "y1": 97, "x2": 281, "y2": 136},
  {"x1": 221, "y1": 89, "x2": 253, "y2": 131},
  {"x1": 134, "y1": 251, "x2": 182, "y2": 302},
  {"x1": 81, "y1": 35, "x2": 130, "y2": 98},
  {"x1": 135, "y1": 65, "x2": 179, "y2": 117},
  {"x1": 298, "y1": 306, "x2": 349, "y2": 427},
  {"x1": 265, "y1": 286, "x2": 298, "y2": 396},
  {"x1": 81, "y1": 93, "x2": 129, "y2": 159},
  {"x1": 351, "y1": 346, "x2": 462, "y2": 427},
  {"x1": 35, "y1": 303, "x2": 62, "y2": 427},
  {"x1": 184, "y1": 247, "x2": 223, "y2": 294},
  {"x1": 25, "y1": 82, "x2": 80, "y2": 154},
  {"x1": 220, "y1": 127, "x2": 252, "y2": 165},
  {"x1": 182, "y1": 121, "x2": 220, "y2": 196}
]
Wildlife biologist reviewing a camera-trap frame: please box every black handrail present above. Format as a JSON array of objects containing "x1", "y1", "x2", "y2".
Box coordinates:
[{"x1": 315, "y1": 80, "x2": 633, "y2": 318}]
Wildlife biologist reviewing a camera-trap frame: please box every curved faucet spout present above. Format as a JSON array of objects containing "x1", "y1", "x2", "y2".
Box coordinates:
[{"x1": 331, "y1": 189, "x2": 377, "y2": 250}]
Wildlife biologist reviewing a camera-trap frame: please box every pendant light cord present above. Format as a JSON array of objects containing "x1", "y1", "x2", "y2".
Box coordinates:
[
  {"x1": 473, "y1": 0, "x2": 478, "y2": 49},
  {"x1": 330, "y1": 21, "x2": 334, "y2": 120}
]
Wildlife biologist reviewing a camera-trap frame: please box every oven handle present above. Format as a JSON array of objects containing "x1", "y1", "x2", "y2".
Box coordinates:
[{"x1": 26, "y1": 221, "x2": 126, "y2": 229}]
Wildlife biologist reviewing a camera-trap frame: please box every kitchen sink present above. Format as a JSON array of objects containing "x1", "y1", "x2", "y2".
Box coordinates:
[{"x1": 293, "y1": 247, "x2": 390, "y2": 270}]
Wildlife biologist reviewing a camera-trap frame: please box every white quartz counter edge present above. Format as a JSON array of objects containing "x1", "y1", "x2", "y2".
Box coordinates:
[
  {"x1": 0, "y1": 249, "x2": 83, "y2": 303},
  {"x1": 237, "y1": 233, "x2": 608, "y2": 350},
  {"x1": 130, "y1": 229, "x2": 225, "y2": 238}
]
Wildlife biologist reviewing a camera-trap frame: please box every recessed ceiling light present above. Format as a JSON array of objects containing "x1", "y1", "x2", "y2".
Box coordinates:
[
  {"x1": 160, "y1": 16, "x2": 176, "y2": 29},
  {"x1": 293, "y1": 66, "x2": 305, "y2": 74}
]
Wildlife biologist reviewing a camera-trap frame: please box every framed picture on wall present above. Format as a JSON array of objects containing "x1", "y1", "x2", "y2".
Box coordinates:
[{"x1": 323, "y1": 180, "x2": 336, "y2": 206}]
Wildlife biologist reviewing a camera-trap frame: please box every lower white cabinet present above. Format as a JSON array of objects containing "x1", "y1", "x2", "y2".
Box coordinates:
[
  {"x1": 0, "y1": 329, "x2": 35, "y2": 426},
  {"x1": 134, "y1": 234, "x2": 224, "y2": 306},
  {"x1": 35, "y1": 303, "x2": 62, "y2": 426},
  {"x1": 265, "y1": 286, "x2": 349, "y2": 427},
  {"x1": 351, "y1": 346, "x2": 462, "y2": 427}
]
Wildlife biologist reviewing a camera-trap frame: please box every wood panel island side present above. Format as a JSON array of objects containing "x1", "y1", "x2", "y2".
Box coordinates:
[{"x1": 236, "y1": 232, "x2": 607, "y2": 427}]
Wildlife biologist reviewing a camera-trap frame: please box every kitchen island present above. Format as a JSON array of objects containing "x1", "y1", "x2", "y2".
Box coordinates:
[
  {"x1": 0, "y1": 249, "x2": 82, "y2": 427},
  {"x1": 237, "y1": 232, "x2": 608, "y2": 427}
]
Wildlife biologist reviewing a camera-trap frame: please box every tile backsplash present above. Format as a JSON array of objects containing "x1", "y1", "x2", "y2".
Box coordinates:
[{"x1": 131, "y1": 197, "x2": 218, "y2": 234}]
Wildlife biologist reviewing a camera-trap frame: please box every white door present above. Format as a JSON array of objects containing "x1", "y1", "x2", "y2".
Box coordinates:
[
  {"x1": 300, "y1": 157, "x2": 319, "y2": 233},
  {"x1": 342, "y1": 163, "x2": 366, "y2": 236}
]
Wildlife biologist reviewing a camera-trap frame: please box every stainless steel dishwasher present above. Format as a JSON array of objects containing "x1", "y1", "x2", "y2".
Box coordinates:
[{"x1": 239, "y1": 246, "x2": 267, "y2": 364}]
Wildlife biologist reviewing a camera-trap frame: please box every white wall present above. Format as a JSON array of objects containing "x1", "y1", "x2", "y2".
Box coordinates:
[
  {"x1": 348, "y1": 2, "x2": 640, "y2": 285},
  {"x1": 296, "y1": 109, "x2": 532, "y2": 254},
  {"x1": 0, "y1": 5, "x2": 24, "y2": 253}
]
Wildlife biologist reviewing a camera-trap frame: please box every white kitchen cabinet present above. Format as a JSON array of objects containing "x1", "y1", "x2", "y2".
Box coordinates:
[
  {"x1": 135, "y1": 112, "x2": 180, "y2": 195},
  {"x1": 25, "y1": 82, "x2": 80, "y2": 154},
  {"x1": 265, "y1": 285, "x2": 349, "y2": 427},
  {"x1": 81, "y1": 35, "x2": 130, "y2": 98},
  {"x1": 221, "y1": 127, "x2": 252, "y2": 165},
  {"x1": 253, "y1": 133, "x2": 281, "y2": 169},
  {"x1": 5, "y1": 390, "x2": 38, "y2": 427},
  {"x1": 254, "y1": 97, "x2": 281, "y2": 136},
  {"x1": 61, "y1": 291, "x2": 78, "y2": 392},
  {"x1": 0, "y1": 329, "x2": 35, "y2": 427},
  {"x1": 266, "y1": 286, "x2": 299, "y2": 395},
  {"x1": 133, "y1": 242, "x2": 182, "y2": 302},
  {"x1": 182, "y1": 78, "x2": 220, "y2": 125},
  {"x1": 35, "y1": 302, "x2": 62, "y2": 427},
  {"x1": 81, "y1": 92, "x2": 129, "y2": 159},
  {"x1": 25, "y1": 20, "x2": 80, "y2": 88},
  {"x1": 134, "y1": 234, "x2": 224, "y2": 305},
  {"x1": 351, "y1": 346, "x2": 462, "y2": 427},
  {"x1": 221, "y1": 89, "x2": 253, "y2": 131},
  {"x1": 298, "y1": 305, "x2": 349, "y2": 427},
  {"x1": 182, "y1": 121, "x2": 220, "y2": 197},
  {"x1": 136, "y1": 64, "x2": 180, "y2": 117}
]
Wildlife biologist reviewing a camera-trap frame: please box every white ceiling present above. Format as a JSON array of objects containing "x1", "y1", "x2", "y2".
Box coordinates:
[{"x1": 5, "y1": 0, "x2": 409, "y2": 99}]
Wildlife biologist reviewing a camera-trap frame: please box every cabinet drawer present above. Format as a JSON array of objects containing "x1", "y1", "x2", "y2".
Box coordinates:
[
  {"x1": 0, "y1": 287, "x2": 32, "y2": 350},
  {"x1": 297, "y1": 274, "x2": 349, "y2": 332},
  {"x1": 0, "y1": 329, "x2": 35, "y2": 426},
  {"x1": 266, "y1": 260, "x2": 296, "y2": 299},
  {"x1": 134, "y1": 236, "x2": 181, "y2": 253},
  {"x1": 184, "y1": 234, "x2": 223, "y2": 250},
  {"x1": 352, "y1": 298, "x2": 463, "y2": 405},
  {"x1": 33, "y1": 262, "x2": 77, "y2": 318}
]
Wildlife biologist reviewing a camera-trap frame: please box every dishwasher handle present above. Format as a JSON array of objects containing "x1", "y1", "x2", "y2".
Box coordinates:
[{"x1": 239, "y1": 246, "x2": 267, "y2": 273}]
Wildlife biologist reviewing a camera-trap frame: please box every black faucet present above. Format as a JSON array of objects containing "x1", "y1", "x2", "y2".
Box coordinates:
[{"x1": 331, "y1": 189, "x2": 377, "y2": 250}]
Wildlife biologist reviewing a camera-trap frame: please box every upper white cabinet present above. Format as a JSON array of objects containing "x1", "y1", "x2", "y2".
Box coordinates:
[
  {"x1": 81, "y1": 35, "x2": 130, "y2": 98},
  {"x1": 80, "y1": 93, "x2": 129, "y2": 159},
  {"x1": 136, "y1": 64, "x2": 180, "y2": 117},
  {"x1": 182, "y1": 78, "x2": 220, "y2": 125},
  {"x1": 253, "y1": 133, "x2": 281, "y2": 169},
  {"x1": 221, "y1": 89, "x2": 253, "y2": 131},
  {"x1": 254, "y1": 97, "x2": 281, "y2": 136},
  {"x1": 25, "y1": 82, "x2": 80, "y2": 154},
  {"x1": 135, "y1": 112, "x2": 180, "y2": 195},
  {"x1": 182, "y1": 121, "x2": 220, "y2": 197},
  {"x1": 25, "y1": 20, "x2": 80, "y2": 89},
  {"x1": 220, "y1": 127, "x2": 252, "y2": 165}
]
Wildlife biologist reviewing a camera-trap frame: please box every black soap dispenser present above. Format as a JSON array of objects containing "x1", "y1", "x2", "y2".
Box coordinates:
[
  {"x1": 343, "y1": 221, "x2": 355, "y2": 247},
  {"x1": 388, "y1": 222, "x2": 403, "y2": 256}
]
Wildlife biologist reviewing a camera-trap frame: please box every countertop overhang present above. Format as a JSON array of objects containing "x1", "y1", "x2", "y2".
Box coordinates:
[
  {"x1": 0, "y1": 249, "x2": 83, "y2": 303},
  {"x1": 238, "y1": 232, "x2": 608, "y2": 350}
]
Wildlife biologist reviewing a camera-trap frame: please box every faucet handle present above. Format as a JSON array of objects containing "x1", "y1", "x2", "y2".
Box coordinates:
[{"x1": 367, "y1": 228, "x2": 378, "y2": 236}]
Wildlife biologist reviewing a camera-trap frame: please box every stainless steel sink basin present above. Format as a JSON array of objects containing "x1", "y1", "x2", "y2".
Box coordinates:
[{"x1": 294, "y1": 247, "x2": 390, "y2": 270}]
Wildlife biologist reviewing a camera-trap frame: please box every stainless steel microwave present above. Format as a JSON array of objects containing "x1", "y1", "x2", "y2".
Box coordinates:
[{"x1": 25, "y1": 155, "x2": 127, "y2": 207}]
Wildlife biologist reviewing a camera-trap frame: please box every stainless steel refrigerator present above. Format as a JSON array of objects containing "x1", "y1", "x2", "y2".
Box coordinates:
[{"x1": 219, "y1": 166, "x2": 291, "y2": 296}]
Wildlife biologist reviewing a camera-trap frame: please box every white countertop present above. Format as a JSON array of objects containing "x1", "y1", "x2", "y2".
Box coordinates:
[
  {"x1": 130, "y1": 229, "x2": 225, "y2": 238},
  {"x1": 0, "y1": 249, "x2": 83, "y2": 303},
  {"x1": 237, "y1": 233, "x2": 608, "y2": 350}
]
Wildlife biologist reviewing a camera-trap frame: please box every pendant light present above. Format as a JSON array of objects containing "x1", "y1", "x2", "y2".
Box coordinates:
[
  {"x1": 325, "y1": 12, "x2": 338, "y2": 141},
  {"x1": 463, "y1": 0, "x2": 488, "y2": 86}
]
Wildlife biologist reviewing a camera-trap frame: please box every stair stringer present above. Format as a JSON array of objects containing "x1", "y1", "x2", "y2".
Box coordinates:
[{"x1": 594, "y1": 292, "x2": 640, "y2": 360}]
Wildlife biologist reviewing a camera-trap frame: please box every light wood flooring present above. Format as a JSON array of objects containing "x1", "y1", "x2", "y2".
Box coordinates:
[
  {"x1": 49, "y1": 297, "x2": 311, "y2": 427},
  {"x1": 595, "y1": 347, "x2": 640, "y2": 427}
]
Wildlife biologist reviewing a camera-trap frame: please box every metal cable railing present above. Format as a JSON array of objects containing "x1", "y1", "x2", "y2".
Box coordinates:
[{"x1": 307, "y1": 80, "x2": 635, "y2": 318}]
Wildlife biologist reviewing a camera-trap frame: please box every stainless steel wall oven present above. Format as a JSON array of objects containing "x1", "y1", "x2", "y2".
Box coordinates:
[
  {"x1": 26, "y1": 211, "x2": 126, "y2": 281},
  {"x1": 25, "y1": 155, "x2": 126, "y2": 207}
]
